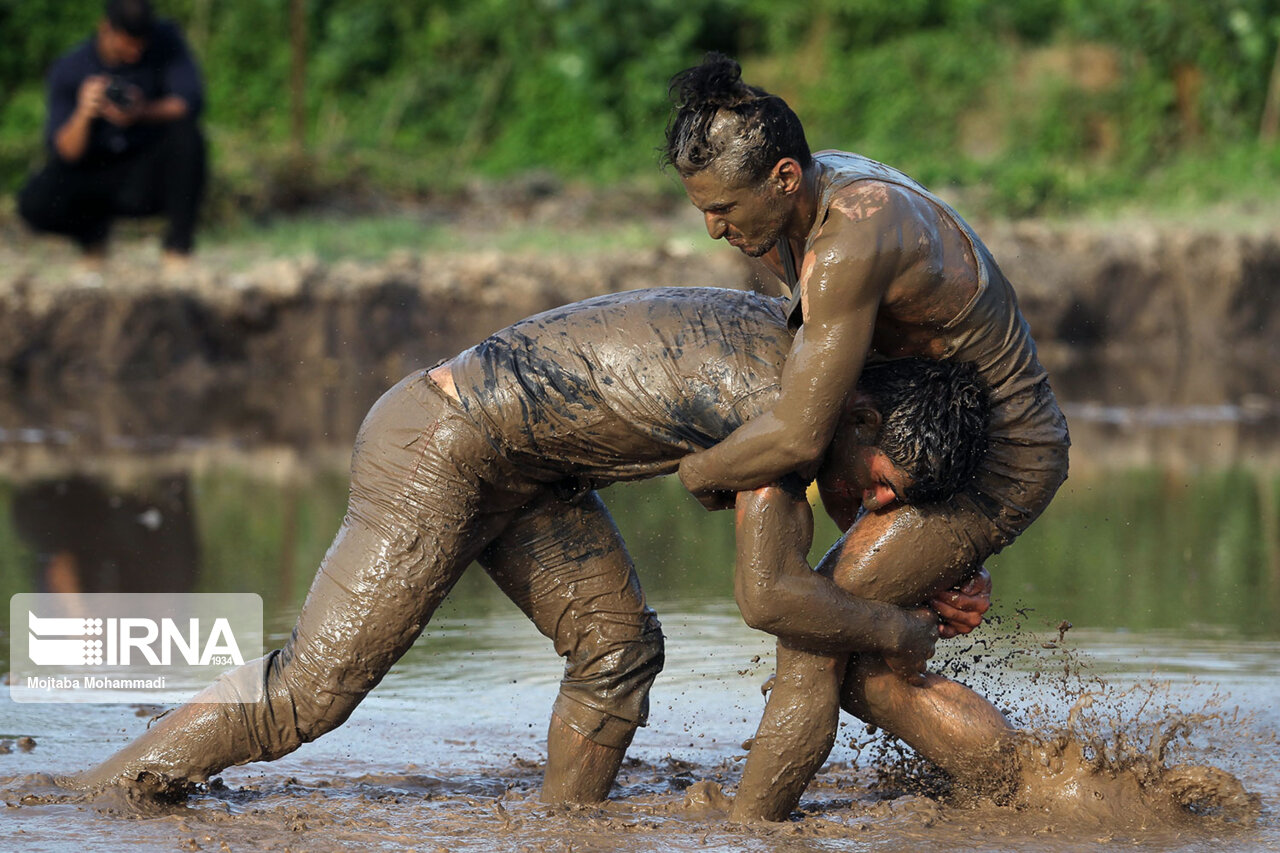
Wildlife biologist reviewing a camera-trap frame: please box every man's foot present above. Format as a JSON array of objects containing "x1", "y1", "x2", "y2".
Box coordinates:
[
  {"x1": 162, "y1": 250, "x2": 193, "y2": 279},
  {"x1": 72, "y1": 245, "x2": 107, "y2": 288}
]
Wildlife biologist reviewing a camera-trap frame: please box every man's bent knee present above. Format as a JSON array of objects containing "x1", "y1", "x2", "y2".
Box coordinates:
[
  {"x1": 16, "y1": 173, "x2": 61, "y2": 233},
  {"x1": 553, "y1": 621, "x2": 664, "y2": 748}
]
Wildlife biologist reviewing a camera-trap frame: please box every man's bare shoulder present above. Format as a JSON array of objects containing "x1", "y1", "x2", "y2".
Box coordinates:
[
  {"x1": 826, "y1": 180, "x2": 921, "y2": 227},
  {"x1": 817, "y1": 180, "x2": 951, "y2": 265},
  {"x1": 805, "y1": 181, "x2": 924, "y2": 270}
]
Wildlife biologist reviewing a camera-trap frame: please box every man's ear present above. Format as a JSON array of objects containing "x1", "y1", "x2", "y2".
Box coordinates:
[
  {"x1": 770, "y1": 158, "x2": 804, "y2": 194},
  {"x1": 845, "y1": 402, "x2": 882, "y2": 442}
]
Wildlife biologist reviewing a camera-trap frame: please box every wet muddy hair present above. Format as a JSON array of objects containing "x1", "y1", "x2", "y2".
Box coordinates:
[
  {"x1": 858, "y1": 358, "x2": 991, "y2": 504},
  {"x1": 662, "y1": 52, "x2": 811, "y2": 184}
]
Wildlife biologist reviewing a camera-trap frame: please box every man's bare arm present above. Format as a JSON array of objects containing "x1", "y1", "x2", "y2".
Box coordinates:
[
  {"x1": 730, "y1": 481, "x2": 932, "y2": 823},
  {"x1": 678, "y1": 191, "x2": 903, "y2": 501},
  {"x1": 733, "y1": 485, "x2": 936, "y2": 677},
  {"x1": 54, "y1": 76, "x2": 108, "y2": 163}
]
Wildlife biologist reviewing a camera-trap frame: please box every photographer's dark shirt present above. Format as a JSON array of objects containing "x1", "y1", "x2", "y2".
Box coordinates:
[{"x1": 44, "y1": 19, "x2": 204, "y2": 166}]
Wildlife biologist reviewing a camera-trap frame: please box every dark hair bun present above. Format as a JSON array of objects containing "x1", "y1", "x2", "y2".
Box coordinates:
[{"x1": 671, "y1": 52, "x2": 751, "y2": 109}]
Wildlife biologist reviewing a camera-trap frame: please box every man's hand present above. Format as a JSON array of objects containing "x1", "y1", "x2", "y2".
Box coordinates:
[
  {"x1": 100, "y1": 83, "x2": 146, "y2": 128},
  {"x1": 75, "y1": 75, "x2": 110, "y2": 120},
  {"x1": 678, "y1": 454, "x2": 735, "y2": 511},
  {"x1": 930, "y1": 566, "x2": 992, "y2": 639},
  {"x1": 882, "y1": 606, "x2": 939, "y2": 686},
  {"x1": 57, "y1": 76, "x2": 113, "y2": 162}
]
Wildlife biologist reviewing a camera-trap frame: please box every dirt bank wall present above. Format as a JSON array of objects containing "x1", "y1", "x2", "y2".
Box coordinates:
[{"x1": 1, "y1": 223, "x2": 1276, "y2": 421}]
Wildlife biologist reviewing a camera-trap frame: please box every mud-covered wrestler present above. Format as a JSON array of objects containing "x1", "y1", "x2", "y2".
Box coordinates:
[
  {"x1": 70, "y1": 286, "x2": 991, "y2": 806},
  {"x1": 662, "y1": 54, "x2": 1071, "y2": 820}
]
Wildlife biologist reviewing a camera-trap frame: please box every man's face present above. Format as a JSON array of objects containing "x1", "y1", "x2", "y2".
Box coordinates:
[
  {"x1": 818, "y1": 444, "x2": 914, "y2": 514},
  {"x1": 98, "y1": 21, "x2": 148, "y2": 66},
  {"x1": 680, "y1": 167, "x2": 792, "y2": 258},
  {"x1": 818, "y1": 396, "x2": 915, "y2": 515}
]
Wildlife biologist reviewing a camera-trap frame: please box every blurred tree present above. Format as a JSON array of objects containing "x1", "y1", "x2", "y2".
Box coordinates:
[{"x1": 2, "y1": 0, "x2": 1277, "y2": 213}]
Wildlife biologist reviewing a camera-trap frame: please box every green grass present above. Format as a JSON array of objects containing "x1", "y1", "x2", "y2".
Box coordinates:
[
  {"x1": 200, "y1": 205, "x2": 709, "y2": 264},
  {"x1": 203, "y1": 214, "x2": 457, "y2": 262}
]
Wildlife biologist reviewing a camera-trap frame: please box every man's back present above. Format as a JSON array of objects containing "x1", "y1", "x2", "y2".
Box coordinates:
[
  {"x1": 449, "y1": 287, "x2": 793, "y2": 482},
  {"x1": 807, "y1": 151, "x2": 1049, "y2": 415}
]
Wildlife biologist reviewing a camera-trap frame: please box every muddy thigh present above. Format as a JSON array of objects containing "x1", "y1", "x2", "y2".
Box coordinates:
[{"x1": 823, "y1": 502, "x2": 981, "y2": 606}]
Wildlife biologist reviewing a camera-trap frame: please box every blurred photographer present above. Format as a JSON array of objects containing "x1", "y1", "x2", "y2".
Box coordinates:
[{"x1": 17, "y1": 0, "x2": 206, "y2": 272}]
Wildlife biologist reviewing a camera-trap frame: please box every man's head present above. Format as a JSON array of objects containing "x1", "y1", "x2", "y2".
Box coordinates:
[
  {"x1": 820, "y1": 358, "x2": 991, "y2": 514},
  {"x1": 98, "y1": 0, "x2": 154, "y2": 66},
  {"x1": 663, "y1": 53, "x2": 811, "y2": 258}
]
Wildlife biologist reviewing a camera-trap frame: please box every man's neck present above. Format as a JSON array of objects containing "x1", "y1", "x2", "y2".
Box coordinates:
[
  {"x1": 94, "y1": 31, "x2": 111, "y2": 66},
  {"x1": 786, "y1": 163, "x2": 822, "y2": 243}
]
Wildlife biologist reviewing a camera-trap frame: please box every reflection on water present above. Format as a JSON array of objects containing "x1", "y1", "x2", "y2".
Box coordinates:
[
  {"x1": 8, "y1": 475, "x2": 199, "y2": 595},
  {"x1": 1, "y1": 463, "x2": 1276, "y2": 645}
]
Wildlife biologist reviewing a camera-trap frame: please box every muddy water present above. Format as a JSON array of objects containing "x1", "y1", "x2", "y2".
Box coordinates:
[
  {"x1": 2, "y1": 602, "x2": 1277, "y2": 850},
  {"x1": 1, "y1": 405, "x2": 1279, "y2": 850}
]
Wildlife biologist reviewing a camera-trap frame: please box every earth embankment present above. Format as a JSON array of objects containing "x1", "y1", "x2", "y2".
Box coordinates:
[{"x1": 1, "y1": 220, "x2": 1277, "y2": 454}]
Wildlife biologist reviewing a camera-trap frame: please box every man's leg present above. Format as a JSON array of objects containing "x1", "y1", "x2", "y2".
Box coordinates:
[
  {"x1": 733, "y1": 640, "x2": 848, "y2": 821},
  {"x1": 17, "y1": 161, "x2": 116, "y2": 251},
  {"x1": 73, "y1": 373, "x2": 511, "y2": 792},
  {"x1": 824, "y1": 504, "x2": 1015, "y2": 780},
  {"x1": 828, "y1": 403, "x2": 1073, "y2": 775},
  {"x1": 479, "y1": 490, "x2": 664, "y2": 804},
  {"x1": 113, "y1": 119, "x2": 207, "y2": 255},
  {"x1": 734, "y1": 499, "x2": 1013, "y2": 820}
]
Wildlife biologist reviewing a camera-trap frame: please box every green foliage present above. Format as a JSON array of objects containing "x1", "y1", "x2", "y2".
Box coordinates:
[
  {"x1": 1, "y1": 0, "x2": 1278, "y2": 217},
  {"x1": 0, "y1": 480, "x2": 36, "y2": 613},
  {"x1": 0, "y1": 0, "x2": 100, "y2": 90},
  {"x1": 796, "y1": 27, "x2": 1006, "y2": 177}
]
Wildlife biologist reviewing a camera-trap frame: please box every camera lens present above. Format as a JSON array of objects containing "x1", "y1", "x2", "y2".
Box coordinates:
[{"x1": 105, "y1": 78, "x2": 131, "y2": 107}]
